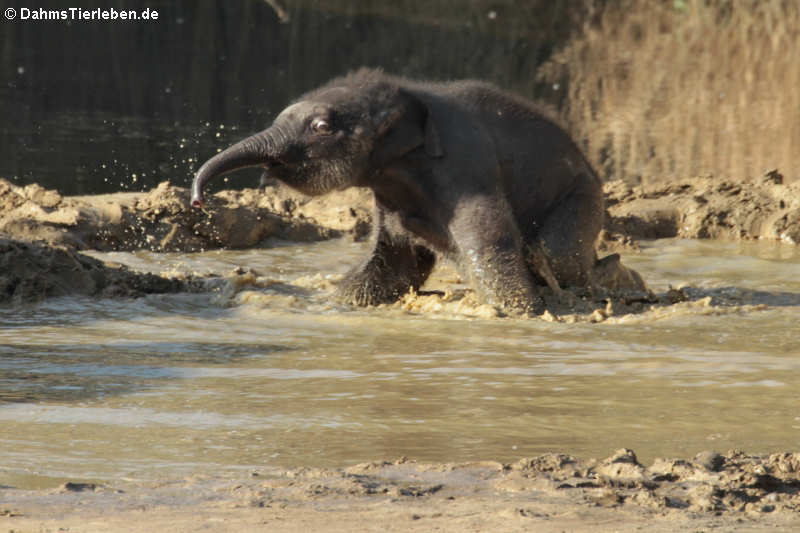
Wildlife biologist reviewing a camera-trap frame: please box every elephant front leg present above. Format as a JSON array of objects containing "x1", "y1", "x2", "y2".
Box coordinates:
[
  {"x1": 451, "y1": 197, "x2": 544, "y2": 315},
  {"x1": 336, "y1": 228, "x2": 435, "y2": 307}
]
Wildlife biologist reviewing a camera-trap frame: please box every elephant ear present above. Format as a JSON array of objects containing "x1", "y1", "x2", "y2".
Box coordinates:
[{"x1": 371, "y1": 90, "x2": 444, "y2": 167}]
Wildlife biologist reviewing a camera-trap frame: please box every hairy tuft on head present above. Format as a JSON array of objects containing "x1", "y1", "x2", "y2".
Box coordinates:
[
  {"x1": 297, "y1": 68, "x2": 387, "y2": 101},
  {"x1": 297, "y1": 68, "x2": 406, "y2": 127}
]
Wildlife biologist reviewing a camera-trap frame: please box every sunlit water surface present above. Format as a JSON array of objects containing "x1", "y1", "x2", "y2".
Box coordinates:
[{"x1": 1, "y1": 238, "x2": 799, "y2": 489}]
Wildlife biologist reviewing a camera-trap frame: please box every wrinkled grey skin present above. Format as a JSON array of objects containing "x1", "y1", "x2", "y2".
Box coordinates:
[{"x1": 192, "y1": 69, "x2": 604, "y2": 315}]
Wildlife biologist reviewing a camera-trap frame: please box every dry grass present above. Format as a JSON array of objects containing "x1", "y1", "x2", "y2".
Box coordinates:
[{"x1": 540, "y1": 0, "x2": 800, "y2": 184}]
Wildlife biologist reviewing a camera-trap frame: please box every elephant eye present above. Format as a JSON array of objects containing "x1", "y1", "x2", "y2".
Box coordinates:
[{"x1": 311, "y1": 117, "x2": 333, "y2": 135}]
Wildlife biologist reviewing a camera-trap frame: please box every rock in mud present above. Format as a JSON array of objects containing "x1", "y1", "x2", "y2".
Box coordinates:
[
  {"x1": 594, "y1": 448, "x2": 647, "y2": 481},
  {"x1": 694, "y1": 450, "x2": 725, "y2": 472}
]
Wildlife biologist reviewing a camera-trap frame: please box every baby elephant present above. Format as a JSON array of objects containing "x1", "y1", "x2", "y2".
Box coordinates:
[{"x1": 192, "y1": 69, "x2": 605, "y2": 315}]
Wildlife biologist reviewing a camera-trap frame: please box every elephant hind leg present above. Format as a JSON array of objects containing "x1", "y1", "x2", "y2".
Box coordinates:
[{"x1": 536, "y1": 176, "x2": 604, "y2": 288}]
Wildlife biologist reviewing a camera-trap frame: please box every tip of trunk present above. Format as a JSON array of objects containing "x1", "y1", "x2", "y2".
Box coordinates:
[{"x1": 190, "y1": 181, "x2": 206, "y2": 208}]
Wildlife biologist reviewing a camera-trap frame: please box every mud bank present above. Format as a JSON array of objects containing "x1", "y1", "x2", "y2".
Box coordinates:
[
  {"x1": 605, "y1": 170, "x2": 800, "y2": 244},
  {"x1": 0, "y1": 178, "x2": 372, "y2": 253},
  {"x1": 3, "y1": 449, "x2": 800, "y2": 532},
  {"x1": 3, "y1": 171, "x2": 798, "y2": 255},
  {"x1": 0, "y1": 178, "x2": 370, "y2": 303}
]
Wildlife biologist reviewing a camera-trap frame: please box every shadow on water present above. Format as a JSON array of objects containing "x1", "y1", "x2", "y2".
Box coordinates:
[
  {"x1": 0, "y1": 292, "x2": 222, "y2": 329},
  {"x1": 682, "y1": 287, "x2": 800, "y2": 307},
  {"x1": 0, "y1": 341, "x2": 290, "y2": 404}
]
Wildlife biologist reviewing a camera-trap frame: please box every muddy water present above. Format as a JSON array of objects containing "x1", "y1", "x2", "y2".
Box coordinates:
[{"x1": 1, "y1": 239, "x2": 799, "y2": 489}]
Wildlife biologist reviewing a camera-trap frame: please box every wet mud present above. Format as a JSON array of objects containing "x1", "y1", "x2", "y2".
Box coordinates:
[{"x1": 4, "y1": 449, "x2": 800, "y2": 532}]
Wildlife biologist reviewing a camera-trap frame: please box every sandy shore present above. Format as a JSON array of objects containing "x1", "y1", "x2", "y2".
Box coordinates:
[{"x1": 4, "y1": 449, "x2": 800, "y2": 532}]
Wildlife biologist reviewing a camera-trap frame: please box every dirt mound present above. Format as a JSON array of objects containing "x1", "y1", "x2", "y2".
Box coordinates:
[
  {"x1": 605, "y1": 170, "x2": 800, "y2": 244},
  {"x1": 506, "y1": 448, "x2": 800, "y2": 515},
  {"x1": 0, "y1": 178, "x2": 372, "y2": 252},
  {"x1": 0, "y1": 238, "x2": 197, "y2": 304}
]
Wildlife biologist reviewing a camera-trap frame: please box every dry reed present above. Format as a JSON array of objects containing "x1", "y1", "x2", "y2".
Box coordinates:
[{"x1": 540, "y1": 0, "x2": 800, "y2": 184}]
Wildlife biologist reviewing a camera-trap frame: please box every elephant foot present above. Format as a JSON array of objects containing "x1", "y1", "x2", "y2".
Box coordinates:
[{"x1": 335, "y1": 271, "x2": 416, "y2": 307}]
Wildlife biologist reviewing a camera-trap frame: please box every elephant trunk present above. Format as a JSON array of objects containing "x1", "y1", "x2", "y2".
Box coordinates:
[{"x1": 190, "y1": 131, "x2": 277, "y2": 208}]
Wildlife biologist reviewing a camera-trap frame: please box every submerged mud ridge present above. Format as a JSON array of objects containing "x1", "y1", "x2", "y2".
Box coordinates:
[
  {"x1": 4, "y1": 449, "x2": 800, "y2": 532},
  {"x1": 0, "y1": 238, "x2": 200, "y2": 304},
  {"x1": 219, "y1": 259, "x2": 791, "y2": 323},
  {"x1": 393, "y1": 284, "x2": 770, "y2": 323}
]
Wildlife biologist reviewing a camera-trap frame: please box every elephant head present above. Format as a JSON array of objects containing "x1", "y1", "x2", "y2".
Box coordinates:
[{"x1": 190, "y1": 71, "x2": 443, "y2": 207}]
